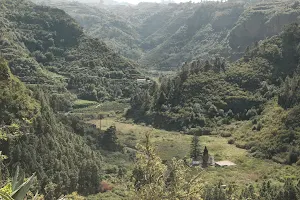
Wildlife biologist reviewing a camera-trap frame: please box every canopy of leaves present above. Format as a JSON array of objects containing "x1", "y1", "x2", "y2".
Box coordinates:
[{"x1": 0, "y1": 0, "x2": 141, "y2": 102}]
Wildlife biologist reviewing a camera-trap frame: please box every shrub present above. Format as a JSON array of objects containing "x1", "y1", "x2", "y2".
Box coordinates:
[
  {"x1": 222, "y1": 117, "x2": 231, "y2": 125},
  {"x1": 235, "y1": 142, "x2": 247, "y2": 149},
  {"x1": 246, "y1": 108, "x2": 257, "y2": 119},
  {"x1": 257, "y1": 122, "x2": 263, "y2": 131},
  {"x1": 106, "y1": 166, "x2": 118, "y2": 174},
  {"x1": 45, "y1": 52, "x2": 54, "y2": 62},
  {"x1": 292, "y1": 1, "x2": 300, "y2": 9},
  {"x1": 285, "y1": 105, "x2": 300, "y2": 129},
  {"x1": 208, "y1": 105, "x2": 218, "y2": 117},
  {"x1": 99, "y1": 181, "x2": 113, "y2": 193},
  {"x1": 220, "y1": 131, "x2": 232, "y2": 137},
  {"x1": 188, "y1": 127, "x2": 202, "y2": 136},
  {"x1": 228, "y1": 138, "x2": 235, "y2": 144},
  {"x1": 287, "y1": 150, "x2": 299, "y2": 164},
  {"x1": 201, "y1": 127, "x2": 212, "y2": 135},
  {"x1": 226, "y1": 109, "x2": 234, "y2": 117}
]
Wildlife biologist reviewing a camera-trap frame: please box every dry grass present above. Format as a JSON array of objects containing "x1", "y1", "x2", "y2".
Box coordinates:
[{"x1": 88, "y1": 117, "x2": 299, "y2": 185}]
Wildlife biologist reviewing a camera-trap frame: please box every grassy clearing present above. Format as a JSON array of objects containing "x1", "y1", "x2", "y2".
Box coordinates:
[
  {"x1": 88, "y1": 117, "x2": 299, "y2": 186},
  {"x1": 73, "y1": 99, "x2": 98, "y2": 109},
  {"x1": 72, "y1": 101, "x2": 129, "y2": 116}
]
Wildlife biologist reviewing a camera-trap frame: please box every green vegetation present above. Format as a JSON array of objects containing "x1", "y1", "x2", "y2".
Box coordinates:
[
  {"x1": 2, "y1": 0, "x2": 300, "y2": 199},
  {"x1": 0, "y1": 0, "x2": 140, "y2": 103},
  {"x1": 73, "y1": 99, "x2": 98, "y2": 109},
  {"x1": 190, "y1": 135, "x2": 201, "y2": 160},
  {"x1": 131, "y1": 133, "x2": 203, "y2": 200},
  {"x1": 46, "y1": 0, "x2": 300, "y2": 71},
  {"x1": 129, "y1": 23, "x2": 300, "y2": 166},
  {"x1": 0, "y1": 57, "x2": 107, "y2": 199},
  {"x1": 0, "y1": 166, "x2": 37, "y2": 200}
]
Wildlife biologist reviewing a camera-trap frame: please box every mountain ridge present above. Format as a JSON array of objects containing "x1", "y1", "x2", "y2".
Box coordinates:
[{"x1": 47, "y1": 0, "x2": 300, "y2": 70}]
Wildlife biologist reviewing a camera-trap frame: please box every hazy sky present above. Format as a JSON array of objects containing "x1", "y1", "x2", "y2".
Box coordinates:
[
  {"x1": 114, "y1": 0, "x2": 203, "y2": 4},
  {"x1": 117, "y1": 0, "x2": 204, "y2": 4},
  {"x1": 77, "y1": 0, "x2": 215, "y2": 5},
  {"x1": 117, "y1": 0, "x2": 221, "y2": 5}
]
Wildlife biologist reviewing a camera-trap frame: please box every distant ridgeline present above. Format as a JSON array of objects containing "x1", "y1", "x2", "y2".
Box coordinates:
[
  {"x1": 0, "y1": 0, "x2": 140, "y2": 199},
  {"x1": 45, "y1": 0, "x2": 300, "y2": 70},
  {"x1": 128, "y1": 23, "x2": 300, "y2": 165}
]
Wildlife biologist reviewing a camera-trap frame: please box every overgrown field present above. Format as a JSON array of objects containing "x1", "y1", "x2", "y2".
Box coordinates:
[{"x1": 88, "y1": 117, "x2": 300, "y2": 187}]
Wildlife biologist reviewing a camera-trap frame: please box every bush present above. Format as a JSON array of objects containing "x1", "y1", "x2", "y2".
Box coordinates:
[
  {"x1": 32, "y1": 51, "x2": 46, "y2": 63},
  {"x1": 188, "y1": 128, "x2": 202, "y2": 136},
  {"x1": 228, "y1": 138, "x2": 235, "y2": 144},
  {"x1": 45, "y1": 52, "x2": 54, "y2": 62},
  {"x1": 201, "y1": 127, "x2": 212, "y2": 135},
  {"x1": 106, "y1": 166, "x2": 118, "y2": 174},
  {"x1": 246, "y1": 108, "x2": 257, "y2": 119},
  {"x1": 285, "y1": 105, "x2": 300, "y2": 129},
  {"x1": 252, "y1": 118, "x2": 258, "y2": 125},
  {"x1": 287, "y1": 150, "x2": 299, "y2": 164},
  {"x1": 257, "y1": 122, "x2": 263, "y2": 131},
  {"x1": 226, "y1": 109, "x2": 234, "y2": 117},
  {"x1": 292, "y1": 1, "x2": 300, "y2": 9},
  {"x1": 99, "y1": 181, "x2": 113, "y2": 193},
  {"x1": 220, "y1": 131, "x2": 232, "y2": 137},
  {"x1": 222, "y1": 117, "x2": 231, "y2": 125},
  {"x1": 235, "y1": 142, "x2": 247, "y2": 149},
  {"x1": 208, "y1": 105, "x2": 218, "y2": 117}
]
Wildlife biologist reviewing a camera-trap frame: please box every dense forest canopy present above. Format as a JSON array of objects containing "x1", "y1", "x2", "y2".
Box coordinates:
[
  {"x1": 0, "y1": 0, "x2": 141, "y2": 102},
  {"x1": 0, "y1": 0, "x2": 139, "y2": 199}
]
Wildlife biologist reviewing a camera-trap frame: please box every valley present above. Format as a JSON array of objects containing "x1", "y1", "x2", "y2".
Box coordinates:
[
  {"x1": 74, "y1": 103, "x2": 299, "y2": 199},
  {"x1": 1, "y1": 0, "x2": 300, "y2": 199},
  {"x1": 44, "y1": 0, "x2": 300, "y2": 71}
]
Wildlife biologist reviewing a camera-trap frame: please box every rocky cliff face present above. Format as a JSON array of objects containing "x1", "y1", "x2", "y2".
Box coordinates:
[
  {"x1": 42, "y1": 0, "x2": 300, "y2": 70},
  {"x1": 229, "y1": 1, "x2": 300, "y2": 51}
]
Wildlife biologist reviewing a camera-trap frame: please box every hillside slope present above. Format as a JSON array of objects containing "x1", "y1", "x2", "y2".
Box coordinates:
[
  {"x1": 46, "y1": 0, "x2": 300, "y2": 70},
  {"x1": 0, "y1": 58, "x2": 104, "y2": 199},
  {"x1": 0, "y1": 0, "x2": 137, "y2": 199},
  {"x1": 128, "y1": 23, "x2": 300, "y2": 165},
  {"x1": 0, "y1": 0, "x2": 141, "y2": 102}
]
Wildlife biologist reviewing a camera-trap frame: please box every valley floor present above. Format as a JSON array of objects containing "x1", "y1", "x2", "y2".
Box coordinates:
[{"x1": 88, "y1": 117, "x2": 299, "y2": 187}]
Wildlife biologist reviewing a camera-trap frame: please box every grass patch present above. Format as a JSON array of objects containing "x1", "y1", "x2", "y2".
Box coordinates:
[
  {"x1": 72, "y1": 101, "x2": 129, "y2": 116},
  {"x1": 73, "y1": 99, "x2": 98, "y2": 109},
  {"x1": 88, "y1": 116, "x2": 300, "y2": 186}
]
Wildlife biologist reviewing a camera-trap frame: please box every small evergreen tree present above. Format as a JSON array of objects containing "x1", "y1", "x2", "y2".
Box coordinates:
[
  {"x1": 132, "y1": 133, "x2": 204, "y2": 200},
  {"x1": 78, "y1": 161, "x2": 100, "y2": 195},
  {"x1": 190, "y1": 134, "x2": 201, "y2": 160},
  {"x1": 155, "y1": 91, "x2": 167, "y2": 109},
  {"x1": 202, "y1": 146, "x2": 209, "y2": 168},
  {"x1": 102, "y1": 125, "x2": 119, "y2": 151}
]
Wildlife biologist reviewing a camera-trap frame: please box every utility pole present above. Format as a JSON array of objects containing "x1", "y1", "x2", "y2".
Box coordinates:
[{"x1": 99, "y1": 114, "x2": 104, "y2": 131}]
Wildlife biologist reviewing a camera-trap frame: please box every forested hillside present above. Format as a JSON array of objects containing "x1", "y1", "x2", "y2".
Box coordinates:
[
  {"x1": 0, "y1": 58, "x2": 105, "y2": 199},
  {"x1": 2, "y1": 0, "x2": 300, "y2": 199},
  {"x1": 0, "y1": 0, "x2": 140, "y2": 102},
  {"x1": 46, "y1": 0, "x2": 300, "y2": 70},
  {"x1": 129, "y1": 22, "x2": 300, "y2": 165},
  {"x1": 0, "y1": 0, "x2": 138, "y2": 199}
]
